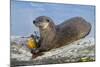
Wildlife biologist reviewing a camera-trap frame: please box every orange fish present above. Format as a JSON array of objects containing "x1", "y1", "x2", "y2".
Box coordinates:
[{"x1": 27, "y1": 37, "x2": 37, "y2": 49}]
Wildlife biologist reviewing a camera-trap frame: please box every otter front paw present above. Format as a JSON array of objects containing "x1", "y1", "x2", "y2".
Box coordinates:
[
  {"x1": 31, "y1": 48, "x2": 43, "y2": 59},
  {"x1": 31, "y1": 48, "x2": 40, "y2": 54}
]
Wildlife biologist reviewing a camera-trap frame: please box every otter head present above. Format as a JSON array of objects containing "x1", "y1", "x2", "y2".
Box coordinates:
[{"x1": 33, "y1": 16, "x2": 54, "y2": 30}]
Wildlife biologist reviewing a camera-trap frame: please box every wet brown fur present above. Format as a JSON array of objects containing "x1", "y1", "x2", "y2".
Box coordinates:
[{"x1": 33, "y1": 16, "x2": 91, "y2": 53}]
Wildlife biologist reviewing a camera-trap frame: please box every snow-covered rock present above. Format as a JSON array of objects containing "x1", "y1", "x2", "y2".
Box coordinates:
[{"x1": 11, "y1": 37, "x2": 95, "y2": 66}]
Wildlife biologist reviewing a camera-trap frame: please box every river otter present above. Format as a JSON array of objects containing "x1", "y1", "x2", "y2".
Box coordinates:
[{"x1": 32, "y1": 16, "x2": 91, "y2": 53}]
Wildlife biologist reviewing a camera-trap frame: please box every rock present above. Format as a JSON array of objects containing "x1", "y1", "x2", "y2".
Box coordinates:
[{"x1": 10, "y1": 37, "x2": 95, "y2": 66}]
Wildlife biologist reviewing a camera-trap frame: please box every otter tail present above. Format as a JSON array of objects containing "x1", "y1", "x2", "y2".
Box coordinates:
[{"x1": 81, "y1": 22, "x2": 92, "y2": 38}]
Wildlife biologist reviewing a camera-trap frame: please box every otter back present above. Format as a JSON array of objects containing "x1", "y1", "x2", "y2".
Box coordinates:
[{"x1": 55, "y1": 17, "x2": 91, "y2": 48}]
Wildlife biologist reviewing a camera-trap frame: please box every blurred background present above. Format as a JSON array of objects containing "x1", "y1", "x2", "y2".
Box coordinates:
[{"x1": 11, "y1": 0, "x2": 95, "y2": 38}]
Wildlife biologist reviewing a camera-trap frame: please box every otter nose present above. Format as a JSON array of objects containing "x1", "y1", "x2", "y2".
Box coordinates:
[{"x1": 33, "y1": 20, "x2": 36, "y2": 24}]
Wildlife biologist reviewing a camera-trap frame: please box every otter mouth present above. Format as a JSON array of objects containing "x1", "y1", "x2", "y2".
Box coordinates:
[
  {"x1": 42, "y1": 22, "x2": 49, "y2": 29},
  {"x1": 33, "y1": 20, "x2": 49, "y2": 29}
]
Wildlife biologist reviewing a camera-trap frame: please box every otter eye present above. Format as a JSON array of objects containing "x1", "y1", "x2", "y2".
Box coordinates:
[{"x1": 46, "y1": 19, "x2": 50, "y2": 22}]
